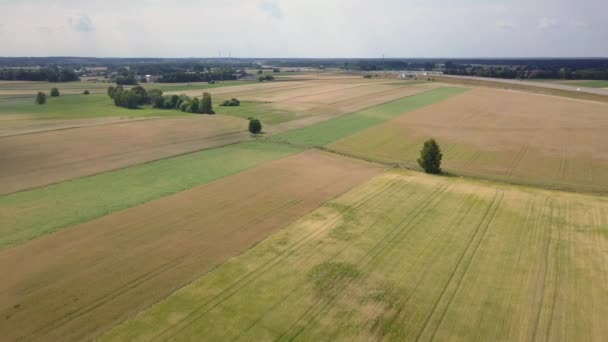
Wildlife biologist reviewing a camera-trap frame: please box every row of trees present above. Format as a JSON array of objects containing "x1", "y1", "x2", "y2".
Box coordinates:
[
  {"x1": 0, "y1": 68, "x2": 79, "y2": 82},
  {"x1": 107, "y1": 85, "x2": 215, "y2": 113},
  {"x1": 158, "y1": 69, "x2": 237, "y2": 83},
  {"x1": 444, "y1": 62, "x2": 608, "y2": 80}
]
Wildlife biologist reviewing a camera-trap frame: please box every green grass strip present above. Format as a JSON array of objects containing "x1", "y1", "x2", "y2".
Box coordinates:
[
  {"x1": 269, "y1": 87, "x2": 468, "y2": 147},
  {"x1": 0, "y1": 142, "x2": 302, "y2": 249}
]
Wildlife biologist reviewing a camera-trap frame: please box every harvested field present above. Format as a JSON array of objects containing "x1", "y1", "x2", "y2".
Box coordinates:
[
  {"x1": 328, "y1": 87, "x2": 608, "y2": 192},
  {"x1": 101, "y1": 169, "x2": 608, "y2": 341},
  {"x1": 169, "y1": 77, "x2": 433, "y2": 127},
  {"x1": 0, "y1": 150, "x2": 381, "y2": 341},
  {"x1": 270, "y1": 87, "x2": 468, "y2": 146},
  {"x1": 0, "y1": 116, "x2": 154, "y2": 137},
  {"x1": 0, "y1": 115, "x2": 248, "y2": 195},
  {"x1": 0, "y1": 142, "x2": 301, "y2": 249}
]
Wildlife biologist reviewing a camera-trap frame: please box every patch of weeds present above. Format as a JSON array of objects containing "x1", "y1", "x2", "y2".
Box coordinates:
[
  {"x1": 360, "y1": 281, "x2": 399, "y2": 307},
  {"x1": 307, "y1": 262, "x2": 362, "y2": 299},
  {"x1": 329, "y1": 223, "x2": 357, "y2": 241}
]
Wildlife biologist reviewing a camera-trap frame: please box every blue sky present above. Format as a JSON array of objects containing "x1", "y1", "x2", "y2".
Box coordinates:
[{"x1": 0, "y1": 0, "x2": 606, "y2": 57}]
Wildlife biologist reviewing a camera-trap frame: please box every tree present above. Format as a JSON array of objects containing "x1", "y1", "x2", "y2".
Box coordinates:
[
  {"x1": 190, "y1": 98, "x2": 200, "y2": 113},
  {"x1": 130, "y1": 86, "x2": 149, "y2": 105},
  {"x1": 50, "y1": 87, "x2": 60, "y2": 97},
  {"x1": 83, "y1": 90, "x2": 90, "y2": 95},
  {"x1": 107, "y1": 85, "x2": 116, "y2": 98},
  {"x1": 200, "y1": 92, "x2": 214, "y2": 114},
  {"x1": 35, "y1": 91, "x2": 47, "y2": 105},
  {"x1": 417, "y1": 138, "x2": 443, "y2": 174},
  {"x1": 149, "y1": 89, "x2": 164, "y2": 108},
  {"x1": 248, "y1": 118, "x2": 262, "y2": 134},
  {"x1": 120, "y1": 90, "x2": 140, "y2": 109}
]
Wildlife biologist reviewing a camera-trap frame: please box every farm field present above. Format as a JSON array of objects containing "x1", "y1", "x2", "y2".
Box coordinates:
[
  {"x1": 101, "y1": 169, "x2": 608, "y2": 341},
  {"x1": 0, "y1": 115, "x2": 248, "y2": 194},
  {"x1": 0, "y1": 93, "x2": 183, "y2": 119},
  {"x1": 0, "y1": 150, "x2": 382, "y2": 341},
  {"x1": 0, "y1": 142, "x2": 301, "y2": 249},
  {"x1": 1, "y1": 72, "x2": 608, "y2": 342},
  {"x1": 270, "y1": 87, "x2": 467, "y2": 146},
  {"x1": 328, "y1": 87, "x2": 608, "y2": 192},
  {"x1": 564, "y1": 80, "x2": 608, "y2": 88},
  {"x1": 0, "y1": 79, "x2": 255, "y2": 100},
  {"x1": 171, "y1": 76, "x2": 434, "y2": 127}
]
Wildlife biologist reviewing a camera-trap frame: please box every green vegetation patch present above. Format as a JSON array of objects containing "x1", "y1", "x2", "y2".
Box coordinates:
[
  {"x1": 0, "y1": 142, "x2": 302, "y2": 249},
  {"x1": 215, "y1": 101, "x2": 297, "y2": 125},
  {"x1": 270, "y1": 87, "x2": 468, "y2": 146},
  {"x1": 308, "y1": 262, "x2": 362, "y2": 299},
  {"x1": 0, "y1": 93, "x2": 185, "y2": 119},
  {"x1": 567, "y1": 80, "x2": 608, "y2": 88}
]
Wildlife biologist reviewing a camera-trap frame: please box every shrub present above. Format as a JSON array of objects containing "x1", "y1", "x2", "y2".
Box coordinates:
[
  {"x1": 248, "y1": 118, "x2": 262, "y2": 134},
  {"x1": 179, "y1": 101, "x2": 190, "y2": 112},
  {"x1": 417, "y1": 138, "x2": 443, "y2": 174},
  {"x1": 220, "y1": 98, "x2": 240, "y2": 106},
  {"x1": 200, "y1": 92, "x2": 214, "y2": 114},
  {"x1": 83, "y1": 90, "x2": 90, "y2": 95},
  {"x1": 50, "y1": 87, "x2": 60, "y2": 97},
  {"x1": 363, "y1": 75, "x2": 372, "y2": 79},
  {"x1": 35, "y1": 91, "x2": 47, "y2": 105},
  {"x1": 149, "y1": 89, "x2": 164, "y2": 108},
  {"x1": 163, "y1": 97, "x2": 174, "y2": 109},
  {"x1": 258, "y1": 75, "x2": 275, "y2": 82}
]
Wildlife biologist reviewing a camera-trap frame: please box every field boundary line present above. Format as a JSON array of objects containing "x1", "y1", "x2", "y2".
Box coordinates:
[{"x1": 147, "y1": 172, "x2": 398, "y2": 341}]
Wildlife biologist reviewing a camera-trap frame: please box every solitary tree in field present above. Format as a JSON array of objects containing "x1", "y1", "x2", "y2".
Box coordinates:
[
  {"x1": 50, "y1": 87, "x2": 60, "y2": 97},
  {"x1": 83, "y1": 90, "x2": 90, "y2": 95},
  {"x1": 417, "y1": 138, "x2": 443, "y2": 174},
  {"x1": 35, "y1": 91, "x2": 47, "y2": 105},
  {"x1": 200, "y1": 92, "x2": 214, "y2": 114},
  {"x1": 248, "y1": 118, "x2": 262, "y2": 134}
]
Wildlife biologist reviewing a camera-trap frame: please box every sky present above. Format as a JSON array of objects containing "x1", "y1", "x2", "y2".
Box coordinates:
[{"x1": 0, "y1": 0, "x2": 606, "y2": 58}]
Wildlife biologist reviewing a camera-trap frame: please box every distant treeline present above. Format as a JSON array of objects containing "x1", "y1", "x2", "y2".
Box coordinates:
[
  {"x1": 443, "y1": 59, "x2": 608, "y2": 80},
  {"x1": 0, "y1": 67, "x2": 79, "y2": 82},
  {"x1": 157, "y1": 69, "x2": 238, "y2": 83},
  {"x1": 1, "y1": 57, "x2": 607, "y2": 81}
]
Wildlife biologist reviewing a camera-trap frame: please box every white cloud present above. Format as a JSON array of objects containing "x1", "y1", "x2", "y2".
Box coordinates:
[
  {"x1": 259, "y1": 0, "x2": 283, "y2": 19},
  {"x1": 537, "y1": 17, "x2": 558, "y2": 30},
  {"x1": 69, "y1": 14, "x2": 95, "y2": 32},
  {"x1": 496, "y1": 20, "x2": 515, "y2": 32}
]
